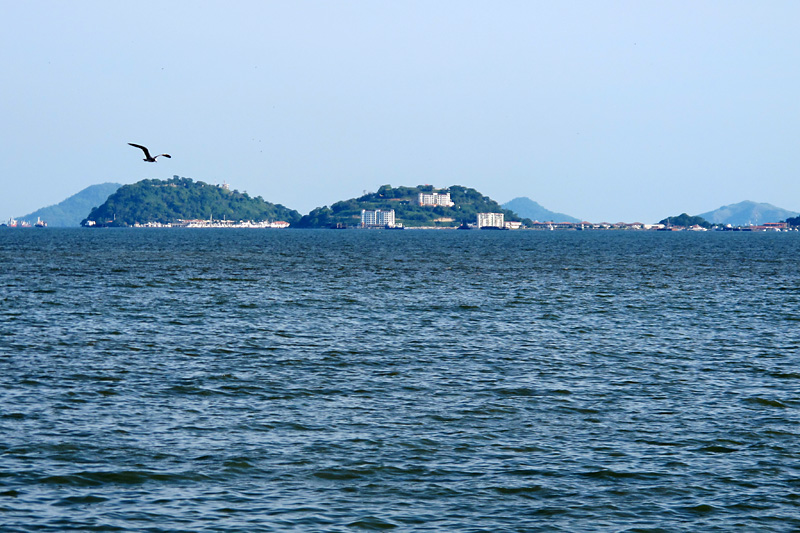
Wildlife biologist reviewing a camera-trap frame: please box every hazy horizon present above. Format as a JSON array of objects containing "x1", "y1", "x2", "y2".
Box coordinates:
[
  {"x1": 12, "y1": 179, "x2": 799, "y2": 227},
  {"x1": 3, "y1": 1, "x2": 799, "y2": 223}
]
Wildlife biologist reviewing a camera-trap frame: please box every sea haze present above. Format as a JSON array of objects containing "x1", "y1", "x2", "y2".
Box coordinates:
[{"x1": 1, "y1": 229, "x2": 799, "y2": 531}]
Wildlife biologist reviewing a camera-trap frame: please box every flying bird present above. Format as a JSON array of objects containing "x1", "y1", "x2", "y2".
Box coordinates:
[{"x1": 128, "y1": 143, "x2": 171, "y2": 162}]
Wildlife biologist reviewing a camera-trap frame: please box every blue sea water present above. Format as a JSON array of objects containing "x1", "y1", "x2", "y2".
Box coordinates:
[{"x1": 1, "y1": 228, "x2": 799, "y2": 532}]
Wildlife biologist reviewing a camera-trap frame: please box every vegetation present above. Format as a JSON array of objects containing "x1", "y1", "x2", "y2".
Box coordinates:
[
  {"x1": 659, "y1": 213, "x2": 712, "y2": 229},
  {"x1": 295, "y1": 184, "x2": 529, "y2": 228},
  {"x1": 19, "y1": 182, "x2": 121, "y2": 227},
  {"x1": 785, "y1": 215, "x2": 800, "y2": 226},
  {"x1": 81, "y1": 176, "x2": 301, "y2": 227}
]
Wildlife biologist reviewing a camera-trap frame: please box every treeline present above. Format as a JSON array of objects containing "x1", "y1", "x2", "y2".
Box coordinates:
[
  {"x1": 296, "y1": 184, "x2": 529, "y2": 228},
  {"x1": 659, "y1": 213, "x2": 712, "y2": 229},
  {"x1": 82, "y1": 176, "x2": 301, "y2": 227}
]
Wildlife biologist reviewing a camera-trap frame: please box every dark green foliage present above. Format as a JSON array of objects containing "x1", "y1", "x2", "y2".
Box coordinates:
[
  {"x1": 81, "y1": 176, "x2": 301, "y2": 227},
  {"x1": 659, "y1": 213, "x2": 712, "y2": 229},
  {"x1": 295, "y1": 184, "x2": 524, "y2": 228},
  {"x1": 786, "y1": 215, "x2": 800, "y2": 226}
]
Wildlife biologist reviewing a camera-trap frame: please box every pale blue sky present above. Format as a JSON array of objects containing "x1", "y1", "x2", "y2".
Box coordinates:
[{"x1": 2, "y1": 1, "x2": 799, "y2": 223}]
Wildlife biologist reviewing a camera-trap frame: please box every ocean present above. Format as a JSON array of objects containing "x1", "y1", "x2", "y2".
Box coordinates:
[{"x1": 1, "y1": 228, "x2": 799, "y2": 531}]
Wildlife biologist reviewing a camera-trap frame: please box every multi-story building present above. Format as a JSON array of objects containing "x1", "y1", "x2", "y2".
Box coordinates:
[
  {"x1": 361, "y1": 209, "x2": 396, "y2": 228},
  {"x1": 418, "y1": 191, "x2": 454, "y2": 207},
  {"x1": 477, "y1": 212, "x2": 504, "y2": 229}
]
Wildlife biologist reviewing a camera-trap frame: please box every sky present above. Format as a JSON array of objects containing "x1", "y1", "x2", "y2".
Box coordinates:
[{"x1": 2, "y1": 1, "x2": 799, "y2": 223}]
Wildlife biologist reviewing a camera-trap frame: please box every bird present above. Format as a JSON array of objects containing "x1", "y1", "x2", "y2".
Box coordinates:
[{"x1": 128, "y1": 143, "x2": 171, "y2": 162}]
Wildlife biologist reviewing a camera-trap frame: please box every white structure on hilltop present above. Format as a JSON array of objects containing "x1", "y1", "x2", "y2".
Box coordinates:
[
  {"x1": 418, "y1": 191, "x2": 454, "y2": 207},
  {"x1": 477, "y1": 212, "x2": 504, "y2": 229},
  {"x1": 361, "y1": 209, "x2": 396, "y2": 228}
]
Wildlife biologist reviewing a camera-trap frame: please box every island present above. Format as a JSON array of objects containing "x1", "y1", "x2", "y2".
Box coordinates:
[
  {"x1": 295, "y1": 184, "x2": 528, "y2": 228},
  {"x1": 81, "y1": 176, "x2": 301, "y2": 228}
]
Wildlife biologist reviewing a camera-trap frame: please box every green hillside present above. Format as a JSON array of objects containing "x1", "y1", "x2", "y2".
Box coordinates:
[
  {"x1": 659, "y1": 213, "x2": 712, "y2": 229},
  {"x1": 296, "y1": 184, "x2": 526, "y2": 228},
  {"x1": 18, "y1": 182, "x2": 121, "y2": 227},
  {"x1": 82, "y1": 176, "x2": 301, "y2": 227}
]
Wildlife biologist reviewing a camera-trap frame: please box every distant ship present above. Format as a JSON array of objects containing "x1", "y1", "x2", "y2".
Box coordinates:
[
  {"x1": 35, "y1": 217, "x2": 47, "y2": 228},
  {"x1": 457, "y1": 222, "x2": 472, "y2": 230}
]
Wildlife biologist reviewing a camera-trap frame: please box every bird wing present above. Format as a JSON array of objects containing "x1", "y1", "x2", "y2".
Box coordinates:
[
  {"x1": 160, "y1": 154, "x2": 172, "y2": 158},
  {"x1": 128, "y1": 143, "x2": 152, "y2": 159}
]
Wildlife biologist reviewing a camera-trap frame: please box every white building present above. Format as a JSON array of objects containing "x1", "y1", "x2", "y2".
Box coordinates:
[
  {"x1": 361, "y1": 209, "x2": 396, "y2": 228},
  {"x1": 477, "y1": 212, "x2": 504, "y2": 228},
  {"x1": 418, "y1": 191, "x2": 454, "y2": 207}
]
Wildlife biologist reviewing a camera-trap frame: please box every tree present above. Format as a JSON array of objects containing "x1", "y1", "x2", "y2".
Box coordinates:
[{"x1": 659, "y1": 213, "x2": 712, "y2": 229}]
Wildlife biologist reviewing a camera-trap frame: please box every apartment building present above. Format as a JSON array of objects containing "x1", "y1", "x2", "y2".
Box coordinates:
[
  {"x1": 477, "y1": 212, "x2": 505, "y2": 229},
  {"x1": 361, "y1": 209, "x2": 396, "y2": 228},
  {"x1": 418, "y1": 192, "x2": 455, "y2": 207}
]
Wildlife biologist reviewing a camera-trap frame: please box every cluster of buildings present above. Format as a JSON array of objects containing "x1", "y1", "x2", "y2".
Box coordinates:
[
  {"x1": 517, "y1": 221, "x2": 795, "y2": 231},
  {"x1": 361, "y1": 188, "x2": 515, "y2": 229},
  {"x1": 716, "y1": 222, "x2": 791, "y2": 232},
  {"x1": 132, "y1": 219, "x2": 291, "y2": 228},
  {"x1": 2, "y1": 217, "x2": 47, "y2": 228},
  {"x1": 360, "y1": 208, "x2": 511, "y2": 229},
  {"x1": 358, "y1": 210, "x2": 799, "y2": 231}
]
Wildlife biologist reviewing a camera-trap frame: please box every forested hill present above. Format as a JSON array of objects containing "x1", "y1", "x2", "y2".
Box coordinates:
[
  {"x1": 19, "y1": 182, "x2": 121, "y2": 227},
  {"x1": 296, "y1": 184, "x2": 526, "y2": 228},
  {"x1": 81, "y1": 176, "x2": 301, "y2": 227}
]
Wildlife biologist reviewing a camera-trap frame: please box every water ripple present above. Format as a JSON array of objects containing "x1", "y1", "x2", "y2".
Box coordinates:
[{"x1": 1, "y1": 229, "x2": 800, "y2": 531}]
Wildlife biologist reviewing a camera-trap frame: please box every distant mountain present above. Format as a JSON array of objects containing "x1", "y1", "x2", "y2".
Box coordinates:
[
  {"x1": 18, "y1": 182, "x2": 122, "y2": 227},
  {"x1": 296, "y1": 184, "x2": 524, "y2": 228},
  {"x1": 82, "y1": 176, "x2": 301, "y2": 227},
  {"x1": 696, "y1": 201, "x2": 799, "y2": 226},
  {"x1": 502, "y1": 197, "x2": 581, "y2": 223}
]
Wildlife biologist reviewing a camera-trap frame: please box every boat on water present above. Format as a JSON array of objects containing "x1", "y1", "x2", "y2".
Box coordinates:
[
  {"x1": 457, "y1": 222, "x2": 472, "y2": 230},
  {"x1": 35, "y1": 217, "x2": 47, "y2": 228}
]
